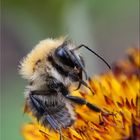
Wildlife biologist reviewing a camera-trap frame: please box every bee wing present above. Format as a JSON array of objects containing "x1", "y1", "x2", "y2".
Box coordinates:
[
  {"x1": 30, "y1": 94, "x2": 45, "y2": 114},
  {"x1": 45, "y1": 114, "x2": 60, "y2": 130},
  {"x1": 29, "y1": 94, "x2": 60, "y2": 130}
]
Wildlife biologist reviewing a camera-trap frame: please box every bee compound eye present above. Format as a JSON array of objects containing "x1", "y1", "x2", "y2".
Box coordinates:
[
  {"x1": 56, "y1": 48, "x2": 68, "y2": 60},
  {"x1": 55, "y1": 47, "x2": 75, "y2": 68}
]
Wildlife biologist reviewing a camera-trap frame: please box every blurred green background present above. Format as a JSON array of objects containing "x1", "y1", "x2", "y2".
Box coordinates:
[{"x1": 1, "y1": 0, "x2": 139, "y2": 140}]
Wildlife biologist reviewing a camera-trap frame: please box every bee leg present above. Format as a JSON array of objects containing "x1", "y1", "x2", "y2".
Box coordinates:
[
  {"x1": 65, "y1": 95, "x2": 103, "y2": 113},
  {"x1": 79, "y1": 79, "x2": 95, "y2": 94},
  {"x1": 74, "y1": 81, "x2": 82, "y2": 91},
  {"x1": 58, "y1": 129, "x2": 62, "y2": 140},
  {"x1": 74, "y1": 69, "x2": 83, "y2": 91},
  {"x1": 68, "y1": 72, "x2": 94, "y2": 94},
  {"x1": 65, "y1": 95, "x2": 114, "y2": 116}
]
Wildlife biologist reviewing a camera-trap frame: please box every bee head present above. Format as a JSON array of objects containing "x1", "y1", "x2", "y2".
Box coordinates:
[{"x1": 54, "y1": 41, "x2": 88, "y2": 80}]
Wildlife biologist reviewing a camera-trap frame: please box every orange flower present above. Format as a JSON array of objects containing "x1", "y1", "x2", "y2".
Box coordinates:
[{"x1": 22, "y1": 48, "x2": 140, "y2": 140}]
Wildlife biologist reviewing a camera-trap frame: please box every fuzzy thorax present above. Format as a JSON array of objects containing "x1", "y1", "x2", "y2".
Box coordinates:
[{"x1": 19, "y1": 38, "x2": 65, "y2": 80}]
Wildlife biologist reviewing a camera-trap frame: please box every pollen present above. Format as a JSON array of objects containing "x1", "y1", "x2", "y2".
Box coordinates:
[
  {"x1": 19, "y1": 38, "x2": 65, "y2": 80},
  {"x1": 21, "y1": 48, "x2": 140, "y2": 140}
]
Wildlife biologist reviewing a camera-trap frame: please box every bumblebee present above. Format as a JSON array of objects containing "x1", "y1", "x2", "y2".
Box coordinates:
[{"x1": 19, "y1": 38, "x2": 111, "y2": 139}]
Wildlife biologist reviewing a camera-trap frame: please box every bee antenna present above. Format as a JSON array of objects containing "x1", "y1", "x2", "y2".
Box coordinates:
[
  {"x1": 70, "y1": 50, "x2": 88, "y2": 80},
  {"x1": 73, "y1": 44, "x2": 111, "y2": 69}
]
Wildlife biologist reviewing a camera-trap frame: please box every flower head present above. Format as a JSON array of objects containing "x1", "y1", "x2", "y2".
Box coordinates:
[{"x1": 22, "y1": 48, "x2": 140, "y2": 140}]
